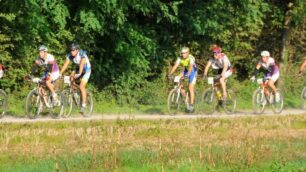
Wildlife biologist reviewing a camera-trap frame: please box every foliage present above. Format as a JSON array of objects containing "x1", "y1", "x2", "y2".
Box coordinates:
[{"x1": 0, "y1": 0, "x2": 305, "y2": 104}]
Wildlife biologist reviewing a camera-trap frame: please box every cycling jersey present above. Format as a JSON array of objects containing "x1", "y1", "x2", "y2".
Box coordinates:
[
  {"x1": 258, "y1": 57, "x2": 279, "y2": 82},
  {"x1": 175, "y1": 54, "x2": 197, "y2": 84},
  {"x1": 258, "y1": 57, "x2": 279, "y2": 74},
  {"x1": 175, "y1": 55, "x2": 197, "y2": 70},
  {"x1": 66, "y1": 50, "x2": 91, "y2": 73},
  {"x1": 35, "y1": 53, "x2": 60, "y2": 81},
  {"x1": 209, "y1": 54, "x2": 231, "y2": 70}
]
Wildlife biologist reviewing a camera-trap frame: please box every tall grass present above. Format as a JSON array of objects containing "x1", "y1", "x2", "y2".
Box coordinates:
[{"x1": 0, "y1": 115, "x2": 305, "y2": 171}]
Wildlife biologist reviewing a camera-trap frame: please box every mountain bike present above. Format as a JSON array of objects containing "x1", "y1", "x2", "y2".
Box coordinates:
[
  {"x1": 61, "y1": 76, "x2": 93, "y2": 117},
  {"x1": 167, "y1": 76, "x2": 199, "y2": 114},
  {"x1": 25, "y1": 77, "x2": 64, "y2": 119},
  {"x1": 252, "y1": 78, "x2": 283, "y2": 114},
  {"x1": 201, "y1": 77, "x2": 236, "y2": 114},
  {"x1": 0, "y1": 88, "x2": 8, "y2": 118}
]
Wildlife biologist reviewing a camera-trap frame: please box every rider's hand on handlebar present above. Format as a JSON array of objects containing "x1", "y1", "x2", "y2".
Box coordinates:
[
  {"x1": 74, "y1": 73, "x2": 81, "y2": 79},
  {"x1": 250, "y1": 75, "x2": 256, "y2": 82}
]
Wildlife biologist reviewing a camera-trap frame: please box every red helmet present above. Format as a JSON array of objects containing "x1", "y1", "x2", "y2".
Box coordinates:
[{"x1": 212, "y1": 47, "x2": 221, "y2": 54}]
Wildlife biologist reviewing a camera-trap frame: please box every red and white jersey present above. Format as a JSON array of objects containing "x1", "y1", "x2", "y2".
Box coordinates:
[{"x1": 209, "y1": 54, "x2": 231, "y2": 69}]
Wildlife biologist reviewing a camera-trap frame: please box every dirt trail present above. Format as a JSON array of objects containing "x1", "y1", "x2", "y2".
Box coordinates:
[{"x1": 0, "y1": 109, "x2": 305, "y2": 124}]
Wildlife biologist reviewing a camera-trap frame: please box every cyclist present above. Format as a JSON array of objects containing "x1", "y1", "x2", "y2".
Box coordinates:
[
  {"x1": 60, "y1": 43, "x2": 91, "y2": 113},
  {"x1": 299, "y1": 57, "x2": 306, "y2": 75},
  {"x1": 169, "y1": 47, "x2": 197, "y2": 112},
  {"x1": 251, "y1": 50, "x2": 280, "y2": 100},
  {"x1": 203, "y1": 45, "x2": 233, "y2": 99},
  {"x1": 0, "y1": 64, "x2": 4, "y2": 78},
  {"x1": 30, "y1": 45, "x2": 60, "y2": 105}
]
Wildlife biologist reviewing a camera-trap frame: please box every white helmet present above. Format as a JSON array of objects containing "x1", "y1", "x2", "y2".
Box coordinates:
[
  {"x1": 260, "y1": 50, "x2": 270, "y2": 57},
  {"x1": 181, "y1": 47, "x2": 190, "y2": 53}
]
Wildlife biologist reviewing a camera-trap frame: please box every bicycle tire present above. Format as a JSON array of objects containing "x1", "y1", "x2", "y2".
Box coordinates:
[
  {"x1": 201, "y1": 88, "x2": 217, "y2": 115},
  {"x1": 271, "y1": 89, "x2": 283, "y2": 114},
  {"x1": 25, "y1": 88, "x2": 41, "y2": 119},
  {"x1": 82, "y1": 90, "x2": 94, "y2": 117},
  {"x1": 223, "y1": 89, "x2": 237, "y2": 114},
  {"x1": 167, "y1": 88, "x2": 181, "y2": 115},
  {"x1": 301, "y1": 87, "x2": 306, "y2": 110},
  {"x1": 0, "y1": 89, "x2": 8, "y2": 118},
  {"x1": 61, "y1": 89, "x2": 73, "y2": 117},
  {"x1": 252, "y1": 88, "x2": 266, "y2": 114}
]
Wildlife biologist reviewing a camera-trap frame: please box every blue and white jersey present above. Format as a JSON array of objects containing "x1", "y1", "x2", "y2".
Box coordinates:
[{"x1": 66, "y1": 50, "x2": 91, "y2": 73}]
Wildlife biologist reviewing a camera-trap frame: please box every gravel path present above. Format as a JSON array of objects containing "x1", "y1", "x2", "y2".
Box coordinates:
[{"x1": 0, "y1": 109, "x2": 305, "y2": 123}]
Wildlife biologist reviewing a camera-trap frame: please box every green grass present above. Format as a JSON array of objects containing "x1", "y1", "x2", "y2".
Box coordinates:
[{"x1": 0, "y1": 115, "x2": 305, "y2": 171}]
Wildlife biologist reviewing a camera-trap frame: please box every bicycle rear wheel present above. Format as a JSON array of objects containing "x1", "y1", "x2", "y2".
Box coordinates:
[
  {"x1": 167, "y1": 88, "x2": 181, "y2": 115},
  {"x1": 301, "y1": 87, "x2": 306, "y2": 110},
  {"x1": 0, "y1": 89, "x2": 8, "y2": 118},
  {"x1": 61, "y1": 89, "x2": 73, "y2": 118},
  {"x1": 25, "y1": 89, "x2": 41, "y2": 119},
  {"x1": 271, "y1": 89, "x2": 283, "y2": 114},
  {"x1": 223, "y1": 89, "x2": 236, "y2": 114},
  {"x1": 201, "y1": 88, "x2": 217, "y2": 115},
  {"x1": 252, "y1": 88, "x2": 266, "y2": 114},
  {"x1": 82, "y1": 90, "x2": 94, "y2": 117}
]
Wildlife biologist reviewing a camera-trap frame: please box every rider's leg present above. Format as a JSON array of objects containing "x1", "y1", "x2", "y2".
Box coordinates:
[
  {"x1": 267, "y1": 80, "x2": 277, "y2": 93},
  {"x1": 189, "y1": 83, "x2": 195, "y2": 105},
  {"x1": 45, "y1": 79, "x2": 55, "y2": 95},
  {"x1": 80, "y1": 80, "x2": 88, "y2": 107},
  {"x1": 219, "y1": 76, "x2": 227, "y2": 98}
]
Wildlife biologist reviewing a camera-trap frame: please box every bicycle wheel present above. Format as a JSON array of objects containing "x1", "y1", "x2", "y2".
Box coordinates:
[
  {"x1": 49, "y1": 91, "x2": 64, "y2": 118},
  {"x1": 272, "y1": 89, "x2": 283, "y2": 114},
  {"x1": 82, "y1": 90, "x2": 94, "y2": 117},
  {"x1": 201, "y1": 88, "x2": 217, "y2": 115},
  {"x1": 301, "y1": 87, "x2": 306, "y2": 110},
  {"x1": 61, "y1": 89, "x2": 73, "y2": 117},
  {"x1": 223, "y1": 89, "x2": 236, "y2": 114},
  {"x1": 0, "y1": 89, "x2": 8, "y2": 118},
  {"x1": 25, "y1": 89, "x2": 41, "y2": 119},
  {"x1": 167, "y1": 88, "x2": 181, "y2": 114},
  {"x1": 252, "y1": 88, "x2": 266, "y2": 114}
]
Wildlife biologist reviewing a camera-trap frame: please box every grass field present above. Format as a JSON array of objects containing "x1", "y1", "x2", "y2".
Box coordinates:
[{"x1": 0, "y1": 114, "x2": 305, "y2": 171}]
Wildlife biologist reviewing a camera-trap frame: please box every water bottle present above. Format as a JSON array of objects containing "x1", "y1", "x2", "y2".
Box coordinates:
[{"x1": 216, "y1": 90, "x2": 222, "y2": 100}]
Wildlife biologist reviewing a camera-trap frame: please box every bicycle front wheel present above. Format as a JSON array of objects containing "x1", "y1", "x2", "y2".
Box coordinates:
[
  {"x1": 167, "y1": 89, "x2": 181, "y2": 115},
  {"x1": 252, "y1": 88, "x2": 265, "y2": 114},
  {"x1": 223, "y1": 89, "x2": 236, "y2": 114},
  {"x1": 272, "y1": 89, "x2": 283, "y2": 114},
  {"x1": 201, "y1": 88, "x2": 217, "y2": 115},
  {"x1": 0, "y1": 89, "x2": 8, "y2": 118},
  {"x1": 61, "y1": 89, "x2": 73, "y2": 118},
  {"x1": 25, "y1": 89, "x2": 41, "y2": 119},
  {"x1": 301, "y1": 87, "x2": 306, "y2": 110}
]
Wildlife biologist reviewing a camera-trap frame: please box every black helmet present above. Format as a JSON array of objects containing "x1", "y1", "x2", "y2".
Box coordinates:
[{"x1": 70, "y1": 43, "x2": 80, "y2": 50}]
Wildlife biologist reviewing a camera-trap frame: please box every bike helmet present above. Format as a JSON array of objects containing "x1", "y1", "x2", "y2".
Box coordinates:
[
  {"x1": 181, "y1": 47, "x2": 190, "y2": 53},
  {"x1": 211, "y1": 45, "x2": 221, "y2": 53},
  {"x1": 38, "y1": 45, "x2": 48, "y2": 52},
  {"x1": 260, "y1": 50, "x2": 270, "y2": 57},
  {"x1": 70, "y1": 43, "x2": 80, "y2": 50}
]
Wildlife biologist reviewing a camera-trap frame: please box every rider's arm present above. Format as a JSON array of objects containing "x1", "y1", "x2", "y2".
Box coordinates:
[
  {"x1": 170, "y1": 63, "x2": 179, "y2": 75},
  {"x1": 78, "y1": 58, "x2": 86, "y2": 74},
  {"x1": 204, "y1": 61, "x2": 212, "y2": 76},
  {"x1": 254, "y1": 63, "x2": 261, "y2": 76},
  {"x1": 221, "y1": 62, "x2": 228, "y2": 78},
  {"x1": 299, "y1": 58, "x2": 306, "y2": 73},
  {"x1": 60, "y1": 59, "x2": 70, "y2": 75}
]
